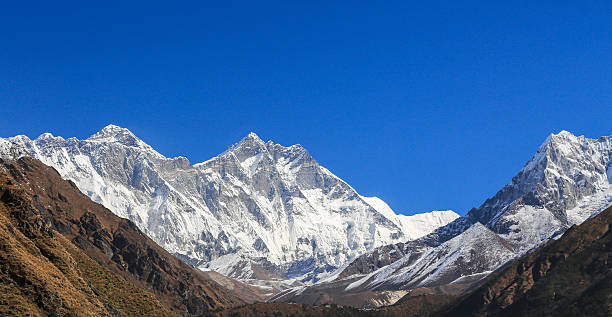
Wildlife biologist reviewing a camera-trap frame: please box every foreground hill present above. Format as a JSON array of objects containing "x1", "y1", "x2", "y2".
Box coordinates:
[
  {"x1": 0, "y1": 157, "x2": 241, "y2": 315},
  {"x1": 0, "y1": 159, "x2": 174, "y2": 315}
]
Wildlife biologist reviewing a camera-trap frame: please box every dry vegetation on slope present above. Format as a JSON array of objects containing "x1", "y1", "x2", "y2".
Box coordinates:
[
  {"x1": 0, "y1": 162, "x2": 174, "y2": 316},
  {"x1": 0, "y1": 157, "x2": 242, "y2": 315}
]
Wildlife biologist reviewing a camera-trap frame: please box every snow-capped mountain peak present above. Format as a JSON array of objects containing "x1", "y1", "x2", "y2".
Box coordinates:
[
  {"x1": 85, "y1": 124, "x2": 165, "y2": 159},
  {"x1": 460, "y1": 130, "x2": 612, "y2": 248},
  {"x1": 36, "y1": 132, "x2": 62, "y2": 141},
  {"x1": 88, "y1": 124, "x2": 145, "y2": 146}
]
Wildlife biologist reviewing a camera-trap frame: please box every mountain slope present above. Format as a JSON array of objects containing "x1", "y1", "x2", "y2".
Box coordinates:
[
  {"x1": 0, "y1": 157, "x2": 242, "y2": 314},
  {"x1": 270, "y1": 223, "x2": 516, "y2": 307},
  {"x1": 0, "y1": 125, "x2": 458, "y2": 284},
  {"x1": 355, "y1": 222, "x2": 516, "y2": 291},
  {"x1": 0, "y1": 158, "x2": 176, "y2": 316},
  {"x1": 444, "y1": 204, "x2": 612, "y2": 316}
]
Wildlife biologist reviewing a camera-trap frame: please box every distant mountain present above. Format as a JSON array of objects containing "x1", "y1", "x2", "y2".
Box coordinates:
[
  {"x1": 273, "y1": 131, "x2": 612, "y2": 306},
  {"x1": 0, "y1": 157, "x2": 242, "y2": 315},
  {"x1": 0, "y1": 125, "x2": 458, "y2": 286}
]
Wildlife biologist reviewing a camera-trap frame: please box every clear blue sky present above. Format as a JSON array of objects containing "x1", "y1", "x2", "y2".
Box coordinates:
[{"x1": 1, "y1": 1, "x2": 610, "y2": 215}]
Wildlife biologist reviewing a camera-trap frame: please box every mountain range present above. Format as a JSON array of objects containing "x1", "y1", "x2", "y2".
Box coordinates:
[
  {"x1": 0, "y1": 125, "x2": 458, "y2": 291},
  {"x1": 0, "y1": 126, "x2": 610, "y2": 315}
]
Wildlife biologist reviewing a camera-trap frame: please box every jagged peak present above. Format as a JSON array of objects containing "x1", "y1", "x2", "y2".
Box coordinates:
[
  {"x1": 88, "y1": 124, "x2": 135, "y2": 139},
  {"x1": 523, "y1": 130, "x2": 584, "y2": 174},
  {"x1": 245, "y1": 131, "x2": 261, "y2": 140},
  {"x1": 539, "y1": 130, "x2": 572, "y2": 150},
  {"x1": 37, "y1": 132, "x2": 54, "y2": 139},
  {"x1": 86, "y1": 124, "x2": 158, "y2": 153},
  {"x1": 7, "y1": 135, "x2": 31, "y2": 143},
  {"x1": 224, "y1": 131, "x2": 268, "y2": 155},
  {"x1": 548, "y1": 130, "x2": 582, "y2": 144},
  {"x1": 227, "y1": 132, "x2": 309, "y2": 156},
  {"x1": 555, "y1": 130, "x2": 574, "y2": 136}
]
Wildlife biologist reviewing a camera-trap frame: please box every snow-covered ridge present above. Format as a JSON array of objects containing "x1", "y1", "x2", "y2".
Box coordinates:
[
  {"x1": 0, "y1": 124, "x2": 458, "y2": 284},
  {"x1": 360, "y1": 196, "x2": 458, "y2": 240},
  {"x1": 345, "y1": 222, "x2": 516, "y2": 291}
]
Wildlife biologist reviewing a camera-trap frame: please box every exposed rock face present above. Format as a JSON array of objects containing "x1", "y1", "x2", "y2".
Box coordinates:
[
  {"x1": 338, "y1": 242, "x2": 410, "y2": 280},
  {"x1": 349, "y1": 223, "x2": 516, "y2": 291},
  {"x1": 0, "y1": 157, "x2": 242, "y2": 314},
  {"x1": 0, "y1": 125, "x2": 458, "y2": 284}
]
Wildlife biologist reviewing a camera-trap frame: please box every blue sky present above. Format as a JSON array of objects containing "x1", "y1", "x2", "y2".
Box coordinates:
[{"x1": 1, "y1": 1, "x2": 610, "y2": 215}]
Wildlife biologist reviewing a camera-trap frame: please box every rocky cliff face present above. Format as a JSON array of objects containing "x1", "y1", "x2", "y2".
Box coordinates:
[{"x1": 0, "y1": 125, "x2": 458, "y2": 285}]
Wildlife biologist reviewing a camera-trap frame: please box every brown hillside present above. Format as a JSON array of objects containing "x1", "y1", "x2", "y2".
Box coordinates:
[
  {"x1": 0, "y1": 157, "x2": 242, "y2": 315},
  {"x1": 0, "y1": 160, "x2": 175, "y2": 316}
]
